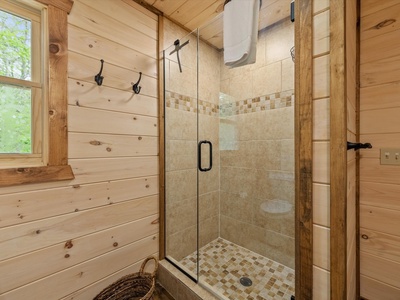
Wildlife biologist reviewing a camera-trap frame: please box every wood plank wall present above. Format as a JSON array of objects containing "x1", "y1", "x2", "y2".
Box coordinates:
[
  {"x1": 0, "y1": 0, "x2": 159, "y2": 298},
  {"x1": 312, "y1": 0, "x2": 331, "y2": 298},
  {"x1": 359, "y1": 1, "x2": 400, "y2": 299}
]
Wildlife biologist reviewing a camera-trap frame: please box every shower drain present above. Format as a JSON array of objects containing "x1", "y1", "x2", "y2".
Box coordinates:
[{"x1": 239, "y1": 276, "x2": 253, "y2": 287}]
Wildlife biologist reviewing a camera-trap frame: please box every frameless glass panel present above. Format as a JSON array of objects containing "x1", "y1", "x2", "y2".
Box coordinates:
[
  {"x1": 196, "y1": 22, "x2": 223, "y2": 287},
  {"x1": 0, "y1": 9, "x2": 32, "y2": 80},
  {"x1": 164, "y1": 28, "x2": 199, "y2": 280},
  {"x1": 0, "y1": 84, "x2": 32, "y2": 154}
]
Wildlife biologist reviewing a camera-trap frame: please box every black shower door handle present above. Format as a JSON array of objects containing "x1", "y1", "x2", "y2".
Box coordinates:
[{"x1": 198, "y1": 140, "x2": 213, "y2": 172}]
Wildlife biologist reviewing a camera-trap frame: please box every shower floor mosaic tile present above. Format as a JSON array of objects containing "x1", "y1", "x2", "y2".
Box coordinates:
[{"x1": 180, "y1": 238, "x2": 295, "y2": 300}]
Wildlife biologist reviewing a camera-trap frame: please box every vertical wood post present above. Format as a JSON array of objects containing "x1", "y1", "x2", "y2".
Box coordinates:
[{"x1": 295, "y1": 0, "x2": 314, "y2": 298}]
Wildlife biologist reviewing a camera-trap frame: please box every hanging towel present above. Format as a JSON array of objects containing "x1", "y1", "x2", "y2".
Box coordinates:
[{"x1": 223, "y1": 0, "x2": 260, "y2": 68}]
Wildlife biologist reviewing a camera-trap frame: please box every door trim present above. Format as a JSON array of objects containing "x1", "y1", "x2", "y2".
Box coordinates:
[
  {"x1": 295, "y1": 0, "x2": 314, "y2": 298},
  {"x1": 329, "y1": 0, "x2": 360, "y2": 298}
]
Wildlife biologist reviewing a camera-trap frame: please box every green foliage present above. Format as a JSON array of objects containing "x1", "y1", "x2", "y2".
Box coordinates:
[
  {"x1": 0, "y1": 9, "x2": 32, "y2": 153},
  {"x1": 0, "y1": 84, "x2": 31, "y2": 153},
  {"x1": 0, "y1": 10, "x2": 31, "y2": 79}
]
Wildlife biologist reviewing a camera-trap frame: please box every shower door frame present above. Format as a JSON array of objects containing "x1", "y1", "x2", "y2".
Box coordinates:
[{"x1": 294, "y1": 0, "x2": 313, "y2": 298}]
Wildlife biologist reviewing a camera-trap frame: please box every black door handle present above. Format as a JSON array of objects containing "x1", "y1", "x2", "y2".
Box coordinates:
[
  {"x1": 347, "y1": 141, "x2": 372, "y2": 151},
  {"x1": 198, "y1": 140, "x2": 212, "y2": 172}
]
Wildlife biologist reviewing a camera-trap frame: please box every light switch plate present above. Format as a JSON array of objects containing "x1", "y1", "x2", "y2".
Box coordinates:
[{"x1": 380, "y1": 148, "x2": 400, "y2": 165}]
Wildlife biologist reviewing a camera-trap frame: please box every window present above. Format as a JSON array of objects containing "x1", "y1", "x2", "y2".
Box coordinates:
[
  {"x1": 0, "y1": 0, "x2": 74, "y2": 186},
  {"x1": 0, "y1": 0, "x2": 46, "y2": 167}
]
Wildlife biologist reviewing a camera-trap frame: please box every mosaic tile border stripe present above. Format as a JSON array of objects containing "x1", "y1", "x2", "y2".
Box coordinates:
[
  {"x1": 165, "y1": 91, "x2": 219, "y2": 116},
  {"x1": 165, "y1": 90, "x2": 294, "y2": 117},
  {"x1": 220, "y1": 90, "x2": 294, "y2": 117}
]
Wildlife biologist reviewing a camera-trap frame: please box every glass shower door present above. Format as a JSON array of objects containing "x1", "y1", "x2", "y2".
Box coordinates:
[
  {"x1": 195, "y1": 15, "x2": 296, "y2": 299},
  {"x1": 195, "y1": 36, "x2": 222, "y2": 284},
  {"x1": 163, "y1": 29, "x2": 199, "y2": 280}
]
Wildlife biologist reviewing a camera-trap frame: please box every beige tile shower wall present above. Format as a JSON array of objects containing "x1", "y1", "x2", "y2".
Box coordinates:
[
  {"x1": 312, "y1": 1, "x2": 331, "y2": 299},
  {"x1": 219, "y1": 18, "x2": 295, "y2": 269},
  {"x1": 163, "y1": 18, "x2": 220, "y2": 262},
  {"x1": 0, "y1": 1, "x2": 159, "y2": 299}
]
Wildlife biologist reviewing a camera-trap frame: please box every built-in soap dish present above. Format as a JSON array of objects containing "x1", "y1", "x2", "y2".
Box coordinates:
[{"x1": 260, "y1": 199, "x2": 292, "y2": 215}]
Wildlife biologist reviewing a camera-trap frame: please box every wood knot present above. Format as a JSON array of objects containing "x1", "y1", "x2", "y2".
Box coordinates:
[
  {"x1": 73, "y1": 184, "x2": 80, "y2": 189},
  {"x1": 90, "y1": 140, "x2": 102, "y2": 146},
  {"x1": 145, "y1": 184, "x2": 150, "y2": 188},
  {"x1": 138, "y1": 136, "x2": 142, "y2": 140},
  {"x1": 65, "y1": 254, "x2": 70, "y2": 258},
  {"x1": 106, "y1": 147, "x2": 112, "y2": 152},
  {"x1": 65, "y1": 240, "x2": 73, "y2": 249},
  {"x1": 361, "y1": 234, "x2": 369, "y2": 240},
  {"x1": 49, "y1": 43, "x2": 60, "y2": 54},
  {"x1": 113, "y1": 242, "x2": 118, "y2": 247},
  {"x1": 49, "y1": 109, "x2": 55, "y2": 116},
  {"x1": 373, "y1": 19, "x2": 396, "y2": 30},
  {"x1": 36, "y1": 229, "x2": 41, "y2": 234},
  {"x1": 16, "y1": 168, "x2": 25, "y2": 173},
  {"x1": 89, "y1": 44, "x2": 93, "y2": 48},
  {"x1": 151, "y1": 218, "x2": 159, "y2": 225}
]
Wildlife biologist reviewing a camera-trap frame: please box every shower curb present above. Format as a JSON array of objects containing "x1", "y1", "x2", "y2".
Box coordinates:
[{"x1": 157, "y1": 260, "x2": 219, "y2": 300}]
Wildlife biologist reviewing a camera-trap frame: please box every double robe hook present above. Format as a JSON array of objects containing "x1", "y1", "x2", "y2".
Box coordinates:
[{"x1": 132, "y1": 72, "x2": 142, "y2": 94}]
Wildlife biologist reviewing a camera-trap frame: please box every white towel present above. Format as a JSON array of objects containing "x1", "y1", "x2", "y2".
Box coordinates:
[{"x1": 223, "y1": 0, "x2": 260, "y2": 68}]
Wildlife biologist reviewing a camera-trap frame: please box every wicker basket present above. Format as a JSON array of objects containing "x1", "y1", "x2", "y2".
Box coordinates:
[{"x1": 94, "y1": 256, "x2": 158, "y2": 300}]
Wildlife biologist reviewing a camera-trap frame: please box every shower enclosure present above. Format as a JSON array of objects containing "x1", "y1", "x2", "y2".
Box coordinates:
[{"x1": 163, "y1": 16, "x2": 295, "y2": 300}]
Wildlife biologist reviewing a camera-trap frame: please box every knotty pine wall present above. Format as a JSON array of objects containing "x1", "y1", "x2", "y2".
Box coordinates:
[
  {"x1": 0, "y1": 0, "x2": 159, "y2": 298},
  {"x1": 312, "y1": 0, "x2": 330, "y2": 298},
  {"x1": 359, "y1": 1, "x2": 400, "y2": 299}
]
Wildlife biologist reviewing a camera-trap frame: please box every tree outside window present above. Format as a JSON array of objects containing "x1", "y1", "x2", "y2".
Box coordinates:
[{"x1": 0, "y1": 9, "x2": 33, "y2": 154}]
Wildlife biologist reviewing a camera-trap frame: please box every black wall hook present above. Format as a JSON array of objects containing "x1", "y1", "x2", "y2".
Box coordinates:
[
  {"x1": 94, "y1": 59, "x2": 104, "y2": 86},
  {"x1": 132, "y1": 72, "x2": 142, "y2": 94},
  {"x1": 347, "y1": 141, "x2": 372, "y2": 151}
]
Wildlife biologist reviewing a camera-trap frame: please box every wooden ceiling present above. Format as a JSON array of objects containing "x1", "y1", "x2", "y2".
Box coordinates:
[{"x1": 136, "y1": 0, "x2": 291, "y2": 49}]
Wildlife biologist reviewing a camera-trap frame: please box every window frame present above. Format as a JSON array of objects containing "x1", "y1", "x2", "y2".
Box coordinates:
[
  {"x1": 0, "y1": 0, "x2": 74, "y2": 187},
  {"x1": 0, "y1": 0, "x2": 46, "y2": 166}
]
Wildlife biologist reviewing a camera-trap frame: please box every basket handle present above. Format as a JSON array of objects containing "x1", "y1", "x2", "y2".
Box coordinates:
[{"x1": 139, "y1": 256, "x2": 158, "y2": 278}]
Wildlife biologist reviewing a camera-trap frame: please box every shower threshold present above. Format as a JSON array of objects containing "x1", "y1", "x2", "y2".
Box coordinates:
[{"x1": 180, "y1": 238, "x2": 295, "y2": 300}]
